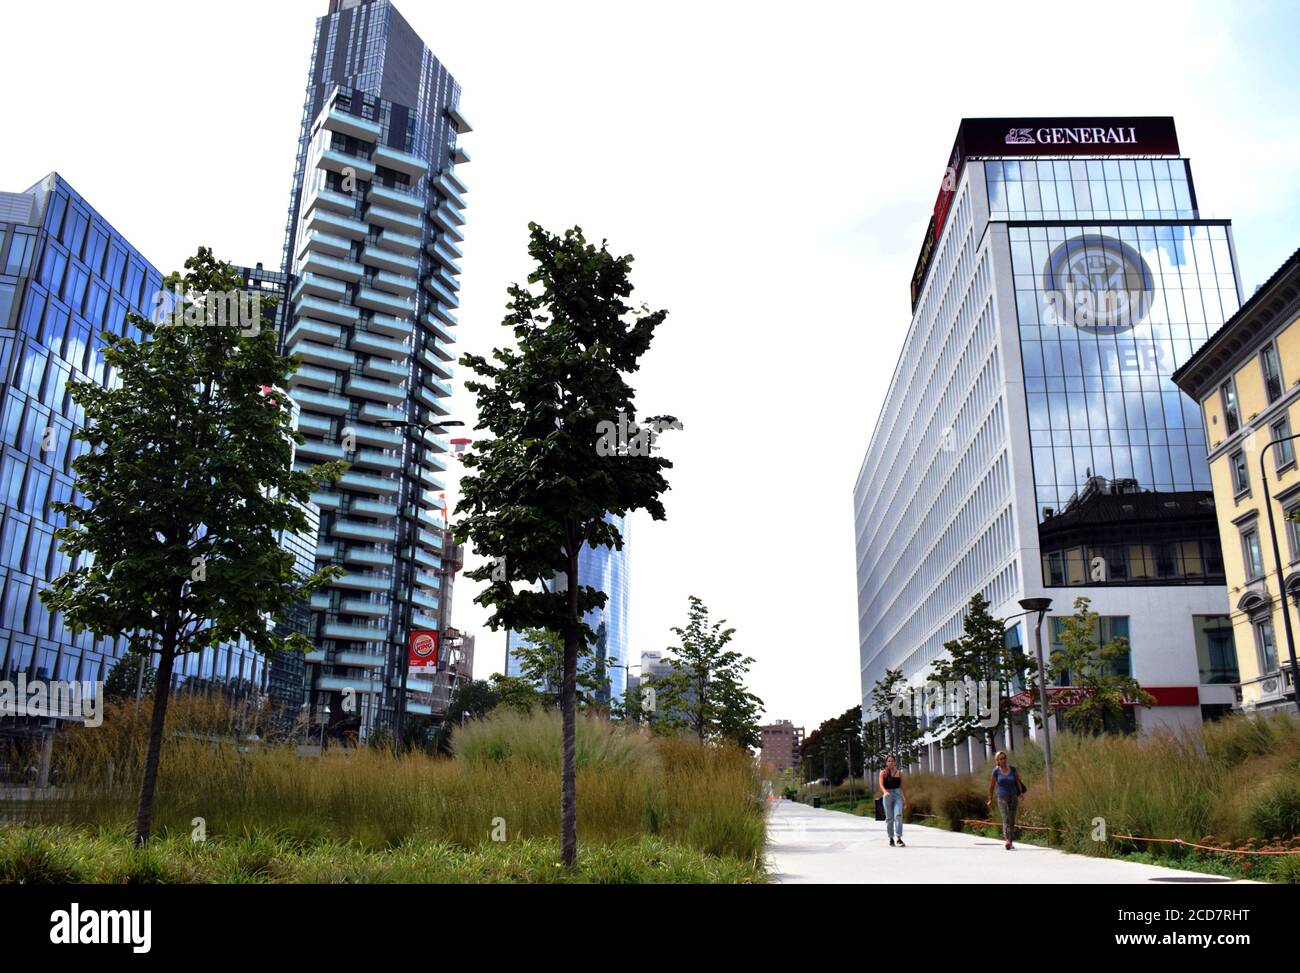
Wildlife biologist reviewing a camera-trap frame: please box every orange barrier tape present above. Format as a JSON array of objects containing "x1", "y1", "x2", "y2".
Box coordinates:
[{"x1": 913, "y1": 812, "x2": 1300, "y2": 855}]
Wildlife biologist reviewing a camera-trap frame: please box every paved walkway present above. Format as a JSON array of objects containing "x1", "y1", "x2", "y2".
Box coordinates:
[{"x1": 765, "y1": 800, "x2": 1241, "y2": 884}]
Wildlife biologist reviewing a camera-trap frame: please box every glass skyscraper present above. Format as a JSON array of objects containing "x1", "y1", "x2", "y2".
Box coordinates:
[
  {"x1": 853, "y1": 118, "x2": 1241, "y2": 771},
  {"x1": 505, "y1": 514, "x2": 632, "y2": 706},
  {"x1": 0, "y1": 174, "x2": 274, "y2": 709},
  {"x1": 280, "y1": 0, "x2": 471, "y2": 739}
]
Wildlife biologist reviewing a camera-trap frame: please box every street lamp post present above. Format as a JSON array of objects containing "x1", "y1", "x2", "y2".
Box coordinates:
[
  {"x1": 1018, "y1": 597, "x2": 1054, "y2": 795},
  {"x1": 379, "y1": 418, "x2": 465, "y2": 751},
  {"x1": 1258, "y1": 434, "x2": 1300, "y2": 716}
]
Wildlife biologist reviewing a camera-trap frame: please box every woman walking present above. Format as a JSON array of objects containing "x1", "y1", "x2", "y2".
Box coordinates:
[
  {"x1": 878, "y1": 755, "x2": 907, "y2": 847},
  {"x1": 987, "y1": 750, "x2": 1025, "y2": 850}
]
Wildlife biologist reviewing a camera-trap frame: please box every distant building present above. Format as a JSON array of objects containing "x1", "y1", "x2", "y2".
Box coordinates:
[{"x1": 760, "y1": 720, "x2": 804, "y2": 771}]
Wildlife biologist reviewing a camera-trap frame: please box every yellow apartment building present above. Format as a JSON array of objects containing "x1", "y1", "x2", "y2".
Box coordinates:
[{"x1": 1173, "y1": 249, "x2": 1300, "y2": 711}]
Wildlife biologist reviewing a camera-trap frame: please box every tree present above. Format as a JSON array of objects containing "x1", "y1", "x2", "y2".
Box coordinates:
[
  {"x1": 929, "y1": 593, "x2": 1032, "y2": 755},
  {"x1": 866, "y1": 669, "x2": 923, "y2": 770},
  {"x1": 799, "y1": 705, "x2": 863, "y2": 784},
  {"x1": 453, "y1": 224, "x2": 675, "y2": 868},
  {"x1": 434, "y1": 678, "x2": 502, "y2": 755},
  {"x1": 40, "y1": 248, "x2": 343, "y2": 846},
  {"x1": 1048, "y1": 596, "x2": 1154, "y2": 735},
  {"x1": 103, "y1": 650, "x2": 156, "y2": 703},
  {"x1": 655, "y1": 596, "x2": 763, "y2": 750},
  {"x1": 512, "y1": 627, "x2": 613, "y2": 711}
]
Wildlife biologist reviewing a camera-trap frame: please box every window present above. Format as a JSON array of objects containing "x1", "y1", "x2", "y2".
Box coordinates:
[
  {"x1": 0, "y1": 281, "x2": 14, "y2": 327},
  {"x1": 1221, "y1": 380, "x2": 1240, "y2": 434},
  {"x1": 1262, "y1": 343, "x2": 1284, "y2": 402},
  {"x1": 1274, "y1": 417, "x2": 1295, "y2": 470},
  {"x1": 1193, "y1": 616, "x2": 1238, "y2": 684},
  {"x1": 1255, "y1": 619, "x2": 1279, "y2": 674},
  {"x1": 4, "y1": 230, "x2": 36, "y2": 277},
  {"x1": 1242, "y1": 528, "x2": 1264, "y2": 580},
  {"x1": 1231, "y1": 450, "x2": 1250, "y2": 494}
]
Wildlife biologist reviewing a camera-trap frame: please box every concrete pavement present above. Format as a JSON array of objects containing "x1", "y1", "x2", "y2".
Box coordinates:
[{"x1": 765, "y1": 799, "x2": 1240, "y2": 884}]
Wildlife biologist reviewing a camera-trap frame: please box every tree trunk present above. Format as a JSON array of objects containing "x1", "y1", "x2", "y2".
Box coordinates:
[
  {"x1": 560, "y1": 557, "x2": 579, "y2": 870},
  {"x1": 134, "y1": 637, "x2": 176, "y2": 847}
]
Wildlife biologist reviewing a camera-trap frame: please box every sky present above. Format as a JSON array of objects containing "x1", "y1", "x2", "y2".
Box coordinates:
[{"x1": 1, "y1": 0, "x2": 1298, "y2": 732}]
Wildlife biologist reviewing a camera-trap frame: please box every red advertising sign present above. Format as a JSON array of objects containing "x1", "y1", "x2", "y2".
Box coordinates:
[
  {"x1": 1009, "y1": 685, "x2": 1198, "y2": 711},
  {"x1": 407, "y1": 630, "x2": 439, "y2": 674}
]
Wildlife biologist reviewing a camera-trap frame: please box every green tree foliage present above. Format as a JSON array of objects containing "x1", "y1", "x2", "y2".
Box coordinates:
[
  {"x1": 103, "y1": 650, "x2": 156, "y2": 703},
  {"x1": 930, "y1": 593, "x2": 1032, "y2": 752},
  {"x1": 654, "y1": 596, "x2": 763, "y2": 750},
  {"x1": 512, "y1": 627, "x2": 613, "y2": 711},
  {"x1": 864, "y1": 669, "x2": 923, "y2": 770},
  {"x1": 799, "y1": 705, "x2": 863, "y2": 784},
  {"x1": 40, "y1": 248, "x2": 343, "y2": 845},
  {"x1": 453, "y1": 224, "x2": 675, "y2": 868},
  {"x1": 1049, "y1": 596, "x2": 1154, "y2": 735}
]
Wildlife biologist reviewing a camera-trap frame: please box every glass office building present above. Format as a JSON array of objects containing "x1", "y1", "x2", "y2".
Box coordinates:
[
  {"x1": 853, "y1": 119, "x2": 1240, "y2": 771},
  {"x1": 280, "y1": 0, "x2": 471, "y2": 739},
  {"x1": 0, "y1": 174, "x2": 275, "y2": 719},
  {"x1": 505, "y1": 514, "x2": 632, "y2": 706}
]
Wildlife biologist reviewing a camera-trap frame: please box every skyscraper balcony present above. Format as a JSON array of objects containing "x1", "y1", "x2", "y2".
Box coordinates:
[
  {"x1": 286, "y1": 318, "x2": 342, "y2": 346},
  {"x1": 289, "y1": 387, "x2": 351, "y2": 415},
  {"x1": 364, "y1": 356, "x2": 408, "y2": 382},
  {"x1": 337, "y1": 470, "x2": 400, "y2": 495},
  {"x1": 306, "y1": 208, "x2": 369, "y2": 240},
  {"x1": 421, "y1": 312, "x2": 456, "y2": 343},
  {"x1": 357, "y1": 287, "x2": 414, "y2": 317},
  {"x1": 361, "y1": 244, "x2": 419, "y2": 275},
  {"x1": 350, "y1": 497, "x2": 399, "y2": 519},
  {"x1": 423, "y1": 275, "x2": 459, "y2": 308},
  {"x1": 340, "y1": 597, "x2": 389, "y2": 617},
  {"x1": 309, "y1": 491, "x2": 341, "y2": 510},
  {"x1": 350, "y1": 423, "x2": 403, "y2": 448},
  {"x1": 446, "y1": 104, "x2": 472, "y2": 135},
  {"x1": 427, "y1": 239, "x2": 462, "y2": 273},
  {"x1": 358, "y1": 402, "x2": 406, "y2": 425},
  {"x1": 297, "y1": 412, "x2": 333, "y2": 435},
  {"x1": 334, "y1": 649, "x2": 388, "y2": 667},
  {"x1": 295, "y1": 439, "x2": 348, "y2": 462},
  {"x1": 430, "y1": 206, "x2": 465, "y2": 238},
  {"x1": 413, "y1": 569, "x2": 442, "y2": 590},
  {"x1": 316, "y1": 147, "x2": 376, "y2": 181},
  {"x1": 372, "y1": 143, "x2": 429, "y2": 179},
  {"x1": 430, "y1": 335, "x2": 456, "y2": 360},
  {"x1": 323, "y1": 106, "x2": 382, "y2": 142},
  {"x1": 374, "y1": 229, "x2": 421, "y2": 256},
  {"x1": 306, "y1": 186, "x2": 358, "y2": 215},
  {"x1": 332, "y1": 519, "x2": 394, "y2": 543},
  {"x1": 294, "y1": 294, "x2": 360, "y2": 325},
  {"x1": 348, "y1": 374, "x2": 405, "y2": 404},
  {"x1": 411, "y1": 611, "x2": 439, "y2": 631},
  {"x1": 435, "y1": 176, "x2": 467, "y2": 211},
  {"x1": 316, "y1": 675, "x2": 381, "y2": 695},
  {"x1": 298, "y1": 230, "x2": 353, "y2": 259},
  {"x1": 292, "y1": 273, "x2": 348, "y2": 302},
  {"x1": 368, "y1": 183, "x2": 423, "y2": 213},
  {"x1": 286, "y1": 363, "x2": 339, "y2": 390},
  {"x1": 365, "y1": 204, "x2": 423, "y2": 234},
  {"x1": 351, "y1": 329, "x2": 409, "y2": 360},
  {"x1": 331, "y1": 572, "x2": 391, "y2": 592},
  {"x1": 300, "y1": 251, "x2": 365, "y2": 282},
  {"x1": 452, "y1": 144, "x2": 471, "y2": 165},
  {"x1": 286, "y1": 339, "x2": 355, "y2": 370},
  {"x1": 352, "y1": 447, "x2": 402, "y2": 472},
  {"x1": 416, "y1": 464, "x2": 445, "y2": 491},
  {"x1": 441, "y1": 167, "x2": 468, "y2": 196},
  {"x1": 373, "y1": 270, "x2": 418, "y2": 297},
  {"x1": 343, "y1": 547, "x2": 392, "y2": 568}
]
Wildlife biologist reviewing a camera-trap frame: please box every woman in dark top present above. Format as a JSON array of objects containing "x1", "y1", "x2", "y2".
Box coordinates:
[
  {"x1": 878, "y1": 754, "x2": 907, "y2": 847},
  {"x1": 987, "y1": 750, "x2": 1024, "y2": 850}
]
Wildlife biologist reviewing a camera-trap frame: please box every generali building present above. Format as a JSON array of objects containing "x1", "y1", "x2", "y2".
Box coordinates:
[{"x1": 853, "y1": 118, "x2": 1243, "y2": 772}]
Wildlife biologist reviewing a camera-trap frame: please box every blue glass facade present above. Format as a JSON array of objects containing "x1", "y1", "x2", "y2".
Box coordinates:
[
  {"x1": 0, "y1": 174, "x2": 269, "y2": 697},
  {"x1": 505, "y1": 514, "x2": 631, "y2": 705},
  {"x1": 992, "y1": 158, "x2": 1239, "y2": 587}
]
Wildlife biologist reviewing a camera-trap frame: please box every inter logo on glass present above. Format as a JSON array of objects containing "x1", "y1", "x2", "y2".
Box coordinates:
[{"x1": 1042, "y1": 234, "x2": 1154, "y2": 334}]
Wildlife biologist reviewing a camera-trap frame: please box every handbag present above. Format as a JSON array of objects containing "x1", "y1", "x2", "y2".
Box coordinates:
[
  {"x1": 1014, "y1": 767, "x2": 1028, "y2": 796},
  {"x1": 874, "y1": 797, "x2": 886, "y2": 821}
]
